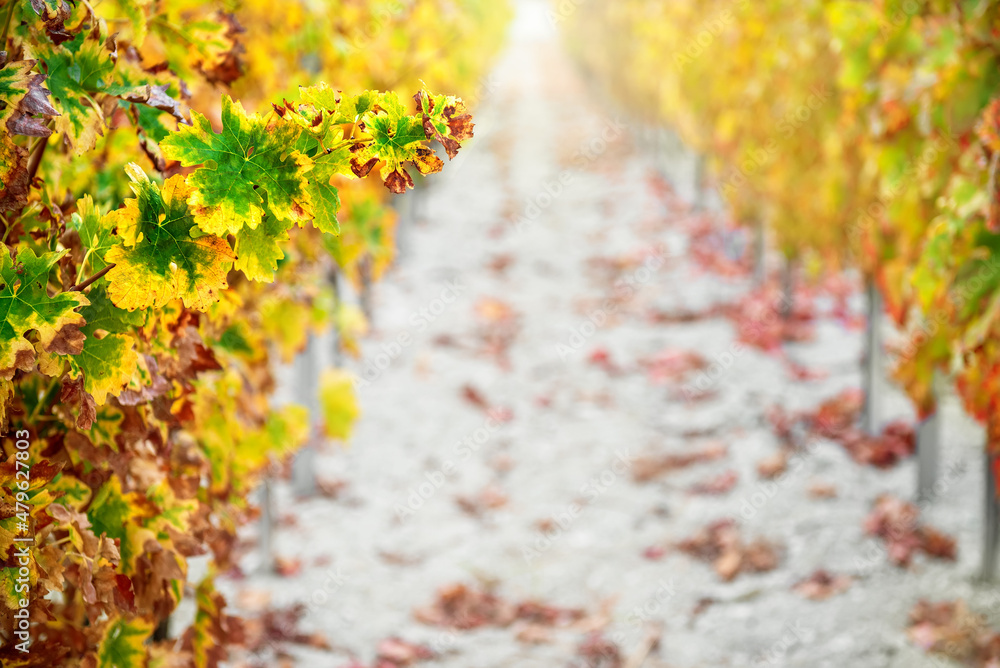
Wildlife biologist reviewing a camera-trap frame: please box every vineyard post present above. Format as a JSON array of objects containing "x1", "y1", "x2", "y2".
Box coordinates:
[
  {"x1": 259, "y1": 478, "x2": 276, "y2": 573},
  {"x1": 780, "y1": 257, "x2": 794, "y2": 320},
  {"x1": 329, "y1": 268, "x2": 344, "y2": 368},
  {"x1": 291, "y1": 334, "x2": 321, "y2": 497},
  {"x1": 693, "y1": 152, "x2": 707, "y2": 211},
  {"x1": 915, "y1": 372, "x2": 941, "y2": 502},
  {"x1": 980, "y1": 451, "x2": 1000, "y2": 582},
  {"x1": 657, "y1": 126, "x2": 672, "y2": 179},
  {"x1": 752, "y1": 217, "x2": 766, "y2": 287},
  {"x1": 359, "y1": 255, "x2": 374, "y2": 327},
  {"x1": 862, "y1": 280, "x2": 882, "y2": 435}
]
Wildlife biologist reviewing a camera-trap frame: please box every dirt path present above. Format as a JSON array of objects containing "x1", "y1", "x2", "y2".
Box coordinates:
[{"x1": 223, "y1": 2, "x2": 989, "y2": 667}]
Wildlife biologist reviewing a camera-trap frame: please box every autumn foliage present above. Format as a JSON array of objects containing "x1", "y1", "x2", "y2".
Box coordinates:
[
  {"x1": 565, "y1": 2, "x2": 1000, "y2": 450},
  {"x1": 0, "y1": 0, "x2": 507, "y2": 666}
]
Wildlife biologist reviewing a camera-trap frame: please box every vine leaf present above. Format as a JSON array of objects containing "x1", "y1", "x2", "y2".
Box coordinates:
[
  {"x1": 160, "y1": 95, "x2": 311, "y2": 236},
  {"x1": 67, "y1": 289, "x2": 143, "y2": 404},
  {"x1": 0, "y1": 248, "x2": 89, "y2": 379},
  {"x1": 97, "y1": 616, "x2": 151, "y2": 668},
  {"x1": 0, "y1": 134, "x2": 29, "y2": 212},
  {"x1": 25, "y1": 0, "x2": 73, "y2": 45},
  {"x1": 344, "y1": 90, "x2": 470, "y2": 194},
  {"x1": 34, "y1": 32, "x2": 118, "y2": 154},
  {"x1": 67, "y1": 195, "x2": 121, "y2": 274},
  {"x1": 415, "y1": 89, "x2": 475, "y2": 159},
  {"x1": 0, "y1": 60, "x2": 57, "y2": 210},
  {"x1": 305, "y1": 150, "x2": 347, "y2": 235},
  {"x1": 233, "y1": 215, "x2": 291, "y2": 283},
  {"x1": 0, "y1": 59, "x2": 59, "y2": 138},
  {"x1": 105, "y1": 165, "x2": 235, "y2": 311},
  {"x1": 350, "y1": 92, "x2": 431, "y2": 193}
]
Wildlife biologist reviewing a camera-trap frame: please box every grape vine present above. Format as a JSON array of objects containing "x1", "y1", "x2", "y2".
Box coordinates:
[
  {"x1": 565, "y1": 0, "x2": 1000, "y2": 454},
  {"x1": 0, "y1": 0, "x2": 507, "y2": 665}
]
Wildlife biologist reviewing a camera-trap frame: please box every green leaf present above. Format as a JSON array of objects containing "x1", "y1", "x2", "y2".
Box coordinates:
[
  {"x1": 34, "y1": 31, "x2": 118, "y2": 154},
  {"x1": 68, "y1": 195, "x2": 120, "y2": 273},
  {"x1": 233, "y1": 215, "x2": 291, "y2": 282},
  {"x1": 97, "y1": 616, "x2": 152, "y2": 668},
  {"x1": 67, "y1": 288, "x2": 143, "y2": 404},
  {"x1": 305, "y1": 149, "x2": 347, "y2": 235},
  {"x1": 0, "y1": 248, "x2": 89, "y2": 379},
  {"x1": 104, "y1": 164, "x2": 235, "y2": 311},
  {"x1": 160, "y1": 95, "x2": 311, "y2": 235}
]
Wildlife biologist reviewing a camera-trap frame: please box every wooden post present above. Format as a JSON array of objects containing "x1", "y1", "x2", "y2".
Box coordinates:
[
  {"x1": 259, "y1": 478, "x2": 276, "y2": 573},
  {"x1": 780, "y1": 258, "x2": 794, "y2": 320},
  {"x1": 980, "y1": 452, "x2": 999, "y2": 582},
  {"x1": 753, "y1": 218, "x2": 766, "y2": 287},
  {"x1": 329, "y1": 268, "x2": 343, "y2": 369},
  {"x1": 693, "y1": 153, "x2": 706, "y2": 212},
  {"x1": 359, "y1": 255, "x2": 374, "y2": 329},
  {"x1": 291, "y1": 335, "x2": 320, "y2": 497},
  {"x1": 862, "y1": 280, "x2": 882, "y2": 435},
  {"x1": 916, "y1": 373, "x2": 941, "y2": 502}
]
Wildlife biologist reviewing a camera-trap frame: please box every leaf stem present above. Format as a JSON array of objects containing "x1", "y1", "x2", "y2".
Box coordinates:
[
  {"x1": 0, "y1": 1, "x2": 17, "y2": 53},
  {"x1": 26, "y1": 132, "x2": 49, "y2": 184},
  {"x1": 74, "y1": 248, "x2": 93, "y2": 287},
  {"x1": 68, "y1": 263, "x2": 115, "y2": 292},
  {"x1": 28, "y1": 379, "x2": 59, "y2": 423}
]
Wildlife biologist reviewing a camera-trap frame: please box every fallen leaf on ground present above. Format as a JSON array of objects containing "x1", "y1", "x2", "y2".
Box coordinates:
[
  {"x1": 455, "y1": 485, "x2": 508, "y2": 517},
  {"x1": 588, "y1": 347, "x2": 622, "y2": 375},
  {"x1": 768, "y1": 390, "x2": 916, "y2": 468},
  {"x1": 722, "y1": 283, "x2": 814, "y2": 351},
  {"x1": 317, "y1": 477, "x2": 349, "y2": 499},
  {"x1": 413, "y1": 583, "x2": 515, "y2": 629},
  {"x1": 240, "y1": 603, "x2": 330, "y2": 655},
  {"x1": 460, "y1": 384, "x2": 514, "y2": 422},
  {"x1": 273, "y1": 557, "x2": 302, "y2": 577},
  {"x1": 413, "y1": 583, "x2": 586, "y2": 632},
  {"x1": 690, "y1": 597, "x2": 717, "y2": 622},
  {"x1": 474, "y1": 297, "x2": 521, "y2": 368},
  {"x1": 647, "y1": 305, "x2": 720, "y2": 323},
  {"x1": 686, "y1": 215, "x2": 751, "y2": 278},
  {"x1": 864, "y1": 495, "x2": 957, "y2": 566},
  {"x1": 642, "y1": 545, "x2": 667, "y2": 560},
  {"x1": 675, "y1": 519, "x2": 782, "y2": 581},
  {"x1": 632, "y1": 443, "x2": 728, "y2": 483},
  {"x1": 907, "y1": 599, "x2": 1000, "y2": 666},
  {"x1": 756, "y1": 451, "x2": 788, "y2": 479},
  {"x1": 376, "y1": 637, "x2": 435, "y2": 665},
  {"x1": 793, "y1": 570, "x2": 853, "y2": 600},
  {"x1": 785, "y1": 358, "x2": 828, "y2": 381},
  {"x1": 489, "y1": 254, "x2": 514, "y2": 275},
  {"x1": 807, "y1": 481, "x2": 838, "y2": 499},
  {"x1": 688, "y1": 470, "x2": 738, "y2": 495},
  {"x1": 572, "y1": 631, "x2": 623, "y2": 668},
  {"x1": 639, "y1": 348, "x2": 707, "y2": 384}
]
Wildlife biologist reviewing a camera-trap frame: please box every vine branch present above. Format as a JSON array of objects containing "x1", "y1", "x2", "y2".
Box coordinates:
[{"x1": 67, "y1": 263, "x2": 115, "y2": 292}]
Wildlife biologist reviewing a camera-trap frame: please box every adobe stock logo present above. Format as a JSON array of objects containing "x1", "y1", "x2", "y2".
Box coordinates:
[
  {"x1": 354, "y1": 280, "x2": 466, "y2": 389},
  {"x1": 680, "y1": 342, "x2": 746, "y2": 400}
]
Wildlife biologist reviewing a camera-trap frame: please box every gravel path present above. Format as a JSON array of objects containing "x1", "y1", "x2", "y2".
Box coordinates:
[{"x1": 221, "y1": 2, "x2": 992, "y2": 666}]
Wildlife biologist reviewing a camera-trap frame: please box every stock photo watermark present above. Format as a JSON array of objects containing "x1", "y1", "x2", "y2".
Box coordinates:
[
  {"x1": 556, "y1": 243, "x2": 671, "y2": 359},
  {"x1": 393, "y1": 411, "x2": 507, "y2": 521},
  {"x1": 511, "y1": 117, "x2": 627, "y2": 236},
  {"x1": 354, "y1": 279, "x2": 467, "y2": 389},
  {"x1": 522, "y1": 449, "x2": 633, "y2": 563}
]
